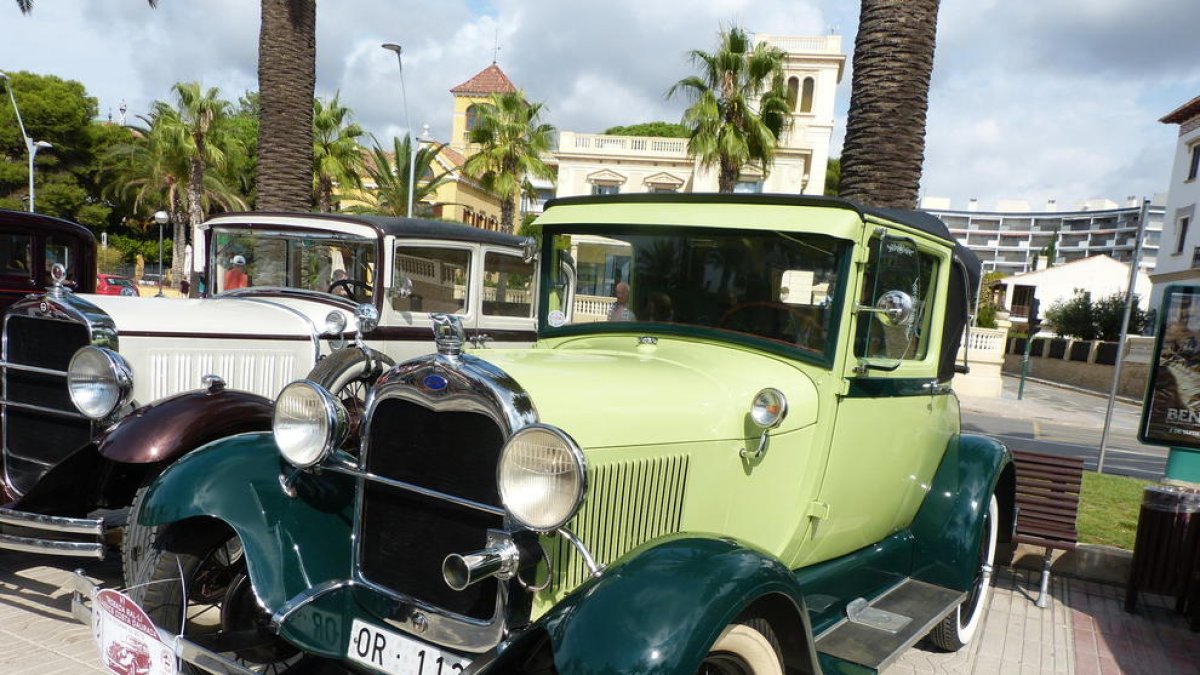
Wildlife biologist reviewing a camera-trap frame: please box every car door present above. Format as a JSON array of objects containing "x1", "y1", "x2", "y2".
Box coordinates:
[
  {"x1": 797, "y1": 228, "x2": 957, "y2": 566},
  {"x1": 475, "y1": 246, "x2": 538, "y2": 349}
]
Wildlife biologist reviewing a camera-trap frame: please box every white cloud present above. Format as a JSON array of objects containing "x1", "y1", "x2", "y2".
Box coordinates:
[{"x1": 1, "y1": 0, "x2": 1193, "y2": 208}]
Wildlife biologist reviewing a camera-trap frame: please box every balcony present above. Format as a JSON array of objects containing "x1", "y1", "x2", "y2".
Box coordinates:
[{"x1": 557, "y1": 132, "x2": 689, "y2": 159}]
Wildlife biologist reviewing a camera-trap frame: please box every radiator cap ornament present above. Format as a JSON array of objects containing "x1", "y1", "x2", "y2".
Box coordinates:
[
  {"x1": 48, "y1": 263, "x2": 67, "y2": 297},
  {"x1": 431, "y1": 313, "x2": 465, "y2": 356}
]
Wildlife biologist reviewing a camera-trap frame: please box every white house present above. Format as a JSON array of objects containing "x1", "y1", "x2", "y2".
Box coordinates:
[
  {"x1": 550, "y1": 34, "x2": 846, "y2": 201},
  {"x1": 1150, "y1": 94, "x2": 1200, "y2": 309},
  {"x1": 998, "y1": 255, "x2": 1151, "y2": 330}
]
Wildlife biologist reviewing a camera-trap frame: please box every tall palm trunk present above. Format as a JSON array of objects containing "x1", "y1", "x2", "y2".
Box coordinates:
[
  {"x1": 257, "y1": 0, "x2": 316, "y2": 211},
  {"x1": 839, "y1": 0, "x2": 941, "y2": 209}
]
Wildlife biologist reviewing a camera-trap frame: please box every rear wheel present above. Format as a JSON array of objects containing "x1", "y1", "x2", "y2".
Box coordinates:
[
  {"x1": 138, "y1": 519, "x2": 300, "y2": 673},
  {"x1": 697, "y1": 618, "x2": 784, "y2": 675},
  {"x1": 929, "y1": 494, "x2": 999, "y2": 651}
]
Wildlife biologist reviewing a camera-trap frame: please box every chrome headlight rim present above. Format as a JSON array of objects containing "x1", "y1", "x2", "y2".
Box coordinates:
[
  {"x1": 67, "y1": 346, "x2": 133, "y2": 420},
  {"x1": 273, "y1": 380, "x2": 348, "y2": 469},
  {"x1": 497, "y1": 423, "x2": 587, "y2": 533}
]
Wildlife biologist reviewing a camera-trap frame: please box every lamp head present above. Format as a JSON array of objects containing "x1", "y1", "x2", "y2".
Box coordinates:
[
  {"x1": 153, "y1": 210, "x2": 169, "y2": 226},
  {"x1": 34, "y1": 141, "x2": 52, "y2": 150}
]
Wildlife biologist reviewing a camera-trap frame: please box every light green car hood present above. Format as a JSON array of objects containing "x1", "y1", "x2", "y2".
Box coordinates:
[{"x1": 477, "y1": 334, "x2": 820, "y2": 449}]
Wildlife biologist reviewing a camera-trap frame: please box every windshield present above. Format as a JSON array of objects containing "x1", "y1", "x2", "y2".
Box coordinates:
[
  {"x1": 544, "y1": 227, "x2": 848, "y2": 356},
  {"x1": 208, "y1": 227, "x2": 377, "y2": 297}
]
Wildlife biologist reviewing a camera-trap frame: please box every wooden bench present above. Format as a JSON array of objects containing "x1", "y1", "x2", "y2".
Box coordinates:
[{"x1": 1010, "y1": 449, "x2": 1085, "y2": 608}]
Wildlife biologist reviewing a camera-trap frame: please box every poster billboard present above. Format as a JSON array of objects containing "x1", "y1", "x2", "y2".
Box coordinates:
[{"x1": 1139, "y1": 285, "x2": 1200, "y2": 448}]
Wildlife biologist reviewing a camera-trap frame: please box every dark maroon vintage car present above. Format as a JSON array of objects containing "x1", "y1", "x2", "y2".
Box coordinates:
[{"x1": 0, "y1": 210, "x2": 96, "y2": 313}]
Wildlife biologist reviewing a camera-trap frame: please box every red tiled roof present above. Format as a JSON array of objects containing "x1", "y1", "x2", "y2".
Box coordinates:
[
  {"x1": 439, "y1": 145, "x2": 467, "y2": 168},
  {"x1": 450, "y1": 64, "x2": 517, "y2": 95},
  {"x1": 1161, "y1": 94, "x2": 1200, "y2": 125}
]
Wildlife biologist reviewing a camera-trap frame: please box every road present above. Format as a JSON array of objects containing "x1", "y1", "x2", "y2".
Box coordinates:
[{"x1": 958, "y1": 375, "x2": 1169, "y2": 480}]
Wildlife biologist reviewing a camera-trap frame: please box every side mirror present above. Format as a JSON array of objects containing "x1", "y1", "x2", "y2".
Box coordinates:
[
  {"x1": 522, "y1": 237, "x2": 539, "y2": 263},
  {"x1": 875, "y1": 290, "x2": 915, "y2": 327}
]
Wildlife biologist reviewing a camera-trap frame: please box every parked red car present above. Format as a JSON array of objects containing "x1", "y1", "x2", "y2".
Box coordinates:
[{"x1": 96, "y1": 273, "x2": 140, "y2": 297}]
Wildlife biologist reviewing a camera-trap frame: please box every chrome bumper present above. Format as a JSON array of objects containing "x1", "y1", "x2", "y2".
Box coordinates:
[
  {"x1": 69, "y1": 571, "x2": 258, "y2": 675},
  {"x1": 0, "y1": 507, "x2": 105, "y2": 558}
]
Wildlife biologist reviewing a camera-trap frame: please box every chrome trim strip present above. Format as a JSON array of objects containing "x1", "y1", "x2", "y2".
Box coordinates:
[
  {"x1": 0, "y1": 361, "x2": 67, "y2": 377},
  {"x1": 271, "y1": 579, "x2": 354, "y2": 625},
  {"x1": 326, "y1": 463, "x2": 506, "y2": 517},
  {"x1": 231, "y1": 298, "x2": 324, "y2": 363},
  {"x1": 0, "y1": 507, "x2": 104, "y2": 534},
  {"x1": 0, "y1": 399, "x2": 88, "y2": 420},
  {"x1": 0, "y1": 532, "x2": 104, "y2": 558}
]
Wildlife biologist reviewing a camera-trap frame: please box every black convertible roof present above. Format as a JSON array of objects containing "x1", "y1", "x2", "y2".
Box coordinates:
[{"x1": 207, "y1": 212, "x2": 527, "y2": 247}]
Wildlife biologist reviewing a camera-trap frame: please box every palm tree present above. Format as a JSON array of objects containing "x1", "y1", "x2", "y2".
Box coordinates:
[
  {"x1": 839, "y1": 0, "x2": 941, "y2": 209},
  {"x1": 668, "y1": 26, "x2": 790, "y2": 193},
  {"x1": 18, "y1": 0, "x2": 316, "y2": 212},
  {"x1": 157, "y1": 82, "x2": 233, "y2": 282},
  {"x1": 257, "y1": 0, "x2": 316, "y2": 211},
  {"x1": 350, "y1": 134, "x2": 451, "y2": 217},
  {"x1": 312, "y1": 94, "x2": 365, "y2": 213},
  {"x1": 461, "y1": 92, "x2": 555, "y2": 234}
]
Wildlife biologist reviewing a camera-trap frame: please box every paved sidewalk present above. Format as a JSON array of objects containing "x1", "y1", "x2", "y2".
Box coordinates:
[{"x1": 0, "y1": 552, "x2": 1195, "y2": 673}]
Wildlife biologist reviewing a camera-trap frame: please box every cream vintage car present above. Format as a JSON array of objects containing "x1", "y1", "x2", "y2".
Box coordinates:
[{"x1": 0, "y1": 212, "x2": 539, "y2": 573}]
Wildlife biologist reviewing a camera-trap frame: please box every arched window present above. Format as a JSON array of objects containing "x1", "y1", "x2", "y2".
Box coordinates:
[
  {"x1": 787, "y1": 77, "x2": 799, "y2": 112},
  {"x1": 800, "y1": 77, "x2": 815, "y2": 113},
  {"x1": 465, "y1": 104, "x2": 481, "y2": 132}
]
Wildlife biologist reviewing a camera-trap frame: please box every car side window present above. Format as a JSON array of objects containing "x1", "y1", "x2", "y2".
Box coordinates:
[
  {"x1": 854, "y1": 235, "x2": 939, "y2": 362},
  {"x1": 391, "y1": 246, "x2": 470, "y2": 314},
  {"x1": 482, "y1": 251, "x2": 535, "y2": 318},
  {"x1": 0, "y1": 233, "x2": 33, "y2": 277}
]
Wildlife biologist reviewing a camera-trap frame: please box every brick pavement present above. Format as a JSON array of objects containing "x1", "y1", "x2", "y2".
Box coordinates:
[{"x1": 0, "y1": 553, "x2": 1195, "y2": 674}]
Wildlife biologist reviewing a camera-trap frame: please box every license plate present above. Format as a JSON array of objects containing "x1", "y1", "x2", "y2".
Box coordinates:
[{"x1": 346, "y1": 618, "x2": 471, "y2": 674}]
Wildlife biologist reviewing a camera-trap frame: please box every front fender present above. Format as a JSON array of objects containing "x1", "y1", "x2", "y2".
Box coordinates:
[
  {"x1": 477, "y1": 536, "x2": 817, "y2": 674},
  {"x1": 98, "y1": 387, "x2": 273, "y2": 464},
  {"x1": 140, "y1": 433, "x2": 355, "y2": 613},
  {"x1": 911, "y1": 433, "x2": 1014, "y2": 591}
]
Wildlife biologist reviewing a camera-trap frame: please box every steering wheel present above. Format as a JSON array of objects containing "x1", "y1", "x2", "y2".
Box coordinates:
[
  {"x1": 328, "y1": 278, "x2": 372, "y2": 302},
  {"x1": 719, "y1": 302, "x2": 824, "y2": 348}
]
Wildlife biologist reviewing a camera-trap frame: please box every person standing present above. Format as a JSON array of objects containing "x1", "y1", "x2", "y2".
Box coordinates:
[{"x1": 224, "y1": 255, "x2": 249, "y2": 290}]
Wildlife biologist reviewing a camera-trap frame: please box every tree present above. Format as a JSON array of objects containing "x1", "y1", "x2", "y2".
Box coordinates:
[
  {"x1": 350, "y1": 134, "x2": 451, "y2": 217},
  {"x1": 667, "y1": 26, "x2": 790, "y2": 193},
  {"x1": 824, "y1": 157, "x2": 841, "y2": 196},
  {"x1": 257, "y1": 0, "x2": 316, "y2": 211},
  {"x1": 603, "y1": 122, "x2": 689, "y2": 138},
  {"x1": 1045, "y1": 291, "x2": 1145, "y2": 341},
  {"x1": 157, "y1": 82, "x2": 235, "y2": 282},
  {"x1": 462, "y1": 92, "x2": 556, "y2": 234},
  {"x1": 1094, "y1": 293, "x2": 1146, "y2": 342},
  {"x1": 839, "y1": 0, "x2": 941, "y2": 208},
  {"x1": 312, "y1": 94, "x2": 364, "y2": 213}
]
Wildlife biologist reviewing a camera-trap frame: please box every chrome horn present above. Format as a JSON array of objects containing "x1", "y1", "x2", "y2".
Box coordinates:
[{"x1": 442, "y1": 531, "x2": 520, "y2": 591}]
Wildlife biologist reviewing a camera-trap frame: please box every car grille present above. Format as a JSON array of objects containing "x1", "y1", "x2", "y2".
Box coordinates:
[
  {"x1": 2, "y1": 315, "x2": 92, "y2": 495},
  {"x1": 359, "y1": 397, "x2": 505, "y2": 621},
  {"x1": 547, "y1": 454, "x2": 690, "y2": 595}
]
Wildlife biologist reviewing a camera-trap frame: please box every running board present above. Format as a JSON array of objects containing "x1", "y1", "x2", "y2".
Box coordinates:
[{"x1": 814, "y1": 579, "x2": 964, "y2": 673}]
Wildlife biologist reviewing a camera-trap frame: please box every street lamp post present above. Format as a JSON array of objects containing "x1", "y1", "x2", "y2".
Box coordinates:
[
  {"x1": 0, "y1": 72, "x2": 54, "y2": 213},
  {"x1": 381, "y1": 43, "x2": 416, "y2": 218},
  {"x1": 153, "y1": 211, "x2": 169, "y2": 297}
]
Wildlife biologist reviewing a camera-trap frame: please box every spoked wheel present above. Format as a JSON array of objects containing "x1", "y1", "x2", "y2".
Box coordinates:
[
  {"x1": 929, "y1": 494, "x2": 999, "y2": 651},
  {"x1": 307, "y1": 347, "x2": 394, "y2": 445},
  {"x1": 139, "y1": 520, "x2": 301, "y2": 673},
  {"x1": 697, "y1": 619, "x2": 784, "y2": 675}
]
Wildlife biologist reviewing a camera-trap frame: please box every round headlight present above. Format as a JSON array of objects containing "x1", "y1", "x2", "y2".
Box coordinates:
[
  {"x1": 750, "y1": 388, "x2": 788, "y2": 429},
  {"x1": 323, "y1": 310, "x2": 347, "y2": 337},
  {"x1": 273, "y1": 381, "x2": 347, "y2": 468},
  {"x1": 498, "y1": 425, "x2": 586, "y2": 532},
  {"x1": 67, "y1": 346, "x2": 132, "y2": 419}
]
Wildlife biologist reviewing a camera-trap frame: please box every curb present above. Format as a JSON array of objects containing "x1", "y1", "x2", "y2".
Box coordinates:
[
  {"x1": 998, "y1": 372, "x2": 1142, "y2": 406},
  {"x1": 1004, "y1": 542, "x2": 1131, "y2": 587}
]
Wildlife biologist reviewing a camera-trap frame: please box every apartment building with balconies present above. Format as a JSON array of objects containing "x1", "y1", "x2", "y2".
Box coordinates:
[{"x1": 922, "y1": 197, "x2": 1164, "y2": 276}]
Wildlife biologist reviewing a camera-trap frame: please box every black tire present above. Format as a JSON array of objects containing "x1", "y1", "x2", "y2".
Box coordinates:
[
  {"x1": 121, "y1": 484, "x2": 156, "y2": 595},
  {"x1": 928, "y1": 494, "x2": 999, "y2": 652},
  {"x1": 697, "y1": 618, "x2": 784, "y2": 675},
  {"x1": 139, "y1": 519, "x2": 301, "y2": 674}
]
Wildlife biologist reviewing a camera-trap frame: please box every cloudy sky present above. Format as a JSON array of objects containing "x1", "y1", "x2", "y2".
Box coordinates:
[{"x1": 2, "y1": 0, "x2": 1198, "y2": 210}]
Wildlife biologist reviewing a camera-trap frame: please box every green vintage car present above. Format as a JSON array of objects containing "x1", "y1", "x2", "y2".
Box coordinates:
[{"x1": 104, "y1": 194, "x2": 1014, "y2": 674}]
